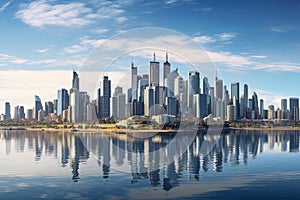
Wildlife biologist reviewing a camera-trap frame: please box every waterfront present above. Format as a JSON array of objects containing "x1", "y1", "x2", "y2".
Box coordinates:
[{"x1": 1, "y1": 129, "x2": 300, "y2": 199}]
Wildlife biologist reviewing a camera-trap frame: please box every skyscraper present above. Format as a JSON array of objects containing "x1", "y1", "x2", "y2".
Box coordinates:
[
  {"x1": 131, "y1": 61, "x2": 138, "y2": 102},
  {"x1": 100, "y1": 76, "x2": 111, "y2": 118},
  {"x1": 188, "y1": 71, "x2": 200, "y2": 110},
  {"x1": 281, "y1": 99, "x2": 287, "y2": 111},
  {"x1": 215, "y1": 77, "x2": 223, "y2": 100},
  {"x1": 203, "y1": 77, "x2": 209, "y2": 95},
  {"x1": 117, "y1": 93, "x2": 126, "y2": 119},
  {"x1": 290, "y1": 97, "x2": 299, "y2": 121},
  {"x1": 19, "y1": 106, "x2": 25, "y2": 119},
  {"x1": 34, "y1": 95, "x2": 43, "y2": 120},
  {"x1": 259, "y1": 99, "x2": 264, "y2": 119},
  {"x1": 231, "y1": 82, "x2": 240, "y2": 119},
  {"x1": 72, "y1": 70, "x2": 79, "y2": 90},
  {"x1": 57, "y1": 89, "x2": 69, "y2": 116},
  {"x1": 165, "y1": 68, "x2": 179, "y2": 97},
  {"x1": 252, "y1": 92, "x2": 259, "y2": 119},
  {"x1": 244, "y1": 84, "x2": 248, "y2": 109},
  {"x1": 144, "y1": 86, "x2": 154, "y2": 117},
  {"x1": 5, "y1": 102, "x2": 11, "y2": 120},
  {"x1": 163, "y1": 52, "x2": 170, "y2": 86},
  {"x1": 70, "y1": 88, "x2": 79, "y2": 123},
  {"x1": 150, "y1": 53, "x2": 159, "y2": 86}
]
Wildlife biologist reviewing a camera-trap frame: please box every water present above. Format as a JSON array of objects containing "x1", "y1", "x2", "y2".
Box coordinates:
[{"x1": 1, "y1": 129, "x2": 300, "y2": 199}]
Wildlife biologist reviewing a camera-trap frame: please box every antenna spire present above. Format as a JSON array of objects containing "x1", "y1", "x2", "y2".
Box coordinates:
[
  {"x1": 153, "y1": 52, "x2": 156, "y2": 62},
  {"x1": 166, "y1": 51, "x2": 168, "y2": 62}
]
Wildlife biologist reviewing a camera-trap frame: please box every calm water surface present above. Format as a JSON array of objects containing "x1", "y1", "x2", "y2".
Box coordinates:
[{"x1": 1, "y1": 129, "x2": 300, "y2": 199}]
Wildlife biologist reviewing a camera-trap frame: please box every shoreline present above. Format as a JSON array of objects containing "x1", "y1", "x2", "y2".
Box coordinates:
[{"x1": 2, "y1": 126, "x2": 300, "y2": 132}]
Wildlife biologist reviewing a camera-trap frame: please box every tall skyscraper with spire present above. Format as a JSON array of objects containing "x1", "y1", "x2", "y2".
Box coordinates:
[
  {"x1": 72, "y1": 70, "x2": 79, "y2": 91},
  {"x1": 150, "y1": 53, "x2": 160, "y2": 86},
  {"x1": 163, "y1": 51, "x2": 170, "y2": 86}
]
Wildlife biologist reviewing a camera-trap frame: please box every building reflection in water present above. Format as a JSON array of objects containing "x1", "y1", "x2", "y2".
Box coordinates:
[{"x1": 1, "y1": 129, "x2": 300, "y2": 189}]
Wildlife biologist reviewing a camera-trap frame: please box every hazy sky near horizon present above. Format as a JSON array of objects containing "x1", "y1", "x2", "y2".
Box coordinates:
[{"x1": 0, "y1": 0, "x2": 300, "y2": 112}]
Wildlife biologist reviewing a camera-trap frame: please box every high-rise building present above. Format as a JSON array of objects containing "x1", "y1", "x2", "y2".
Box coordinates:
[
  {"x1": 150, "y1": 53, "x2": 160, "y2": 86},
  {"x1": 290, "y1": 97, "x2": 299, "y2": 121},
  {"x1": 231, "y1": 82, "x2": 240, "y2": 119},
  {"x1": 215, "y1": 77, "x2": 223, "y2": 100},
  {"x1": 163, "y1": 52, "x2": 170, "y2": 86},
  {"x1": 97, "y1": 88, "x2": 101, "y2": 118},
  {"x1": 194, "y1": 94, "x2": 209, "y2": 119},
  {"x1": 34, "y1": 95, "x2": 43, "y2": 120},
  {"x1": 117, "y1": 93, "x2": 126, "y2": 119},
  {"x1": 79, "y1": 92, "x2": 89, "y2": 122},
  {"x1": 226, "y1": 105, "x2": 234, "y2": 121},
  {"x1": 281, "y1": 98, "x2": 288, "y2": 119},
  {"x1": 87, "y1": 103, "x2": 97, "y2": 122},
  {"x1": 268, "y1": 105, "x2": 275, "y2": 119},
  {"x1": 131, "y1": 61, "x2": 138, "y2": 102},
  {"x1": 57, "y1": 89, "x2": 69, "y2": 116},
  {"x1": 19, "y1": 106, "x2": 25, "y2": 119},
  {"x1": 188, "y1": 71, "x2": 200, "y2": 110},
  {"x1": 166, "y1": 97, "x2": 177, "y2": 116},
  {"x1": 281, "y1": 99, "x2": 287, "y2": 111},
  {"x1": 252, "y1": 92, "x2": 259, "y2": 119},
  {"x1": 14, "y1": 106, "x2": 19, "y2": 119},
  {"x1": 203, "y1": 77, "x2": 209, "y2": 95},
  {"x1": 100, "y1": 76, "x2": 111, "y2": 118},
  {"x1": 259, "y1": 99, "x2": 264, "y2": 119},
  {"x1": 4, "y1": 102, "x2": 11, "y2": 120},
  {"x1": 174, "y1": 76, "x2": 184, "y2": 98},
  {"x1": 26, "y1": 109, "x2": 33, "y2": 119},
  {"x1": 144, "y1": 86, "x2": 154, "y2": 117},
  {"x1": 53, "y1": 99, "x2": 58, "y2": 114},
  {"x1": 70, "y1": 88, "x2": 79, "y2": 123},
  {"x1": 72, "y1": 70, "x2": 79, "y2": 90},
  {"x1": 244, "y1": 84, "x2": 248, "y2": 109},
  {"x1": 165, "y1": 68, "x2": 179, "y2": 97}
]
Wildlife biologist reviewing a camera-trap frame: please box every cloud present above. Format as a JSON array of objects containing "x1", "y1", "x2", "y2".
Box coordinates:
[
  {"x1": 197, "y1": 7, "x2": 213, "y2": 13},
  {"x1": 15, "y1": 0, "x2": 127, "y2": 27},
  {"x1": 34, "y1": 48, "x2": 49, "y2": 53},
  {"x1": 0, "y1": 53, "x2": 56, "y2": 66},
  {"x1": 63, "y1": 36, "x2": 105, "y2": 54},
  {"x1": 0, "y1": 0, "x2": 12, "y2": 13},
  {"x1": 250, "y1": 55, "x2": 267, "y2": 59},
  {"x1": 91, "y1": 28, "x2": 109, "y2": 34},
  {"x1": 215, "y1": 32, "x2": 238, "y2": 41},
  {"x1": 193, "y1": 35, "x2": 216, "y2": 44},
  {"x1": 268, "y1": 26, "x2": 293, "y2": 33}
]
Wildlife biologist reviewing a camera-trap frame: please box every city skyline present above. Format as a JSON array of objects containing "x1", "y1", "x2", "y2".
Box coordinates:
[
  {"x1": 1, "y1": 53, "x2": 300, "y2": 123},
  {"x1": 0, "y1": 0, "x2": 300, "y2": 111}
]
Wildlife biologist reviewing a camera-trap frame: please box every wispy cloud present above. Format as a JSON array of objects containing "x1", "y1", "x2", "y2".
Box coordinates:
[
  {"x1": 196, "y1": 7, "x2": 213, "y2": 13},
  {"x1": 250, "y1": 55, "x2": 267, "y2": 59},
  {"x1": 215, "y1": 32, "x2": 238, "y2": 41},
  {"x1": 15, "y1": 0, "x2": 127, "y2": 27},
  {"x1": 0, "y1": 0, "x2": 12, "y2": 13},
  {"x1": 34, "y1": 48, "x2": 49, "y2": 53},
  {"x1": 193, "y1": 35, "x2": 216, "y2": 44},
  {"x1": 268, "y1": 26, "x2": 293, "y2": 33},
  {"x1": 91, "y1": 28, "x2": 109, "y2": 34},
  {"x1": 0, "y1": 53, "x2": 56, "y2": 66}
]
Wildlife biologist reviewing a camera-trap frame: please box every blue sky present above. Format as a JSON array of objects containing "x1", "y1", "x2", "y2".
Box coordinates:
[{"x1": 0, "y1": 0, "x2": 300, "y2": 110}]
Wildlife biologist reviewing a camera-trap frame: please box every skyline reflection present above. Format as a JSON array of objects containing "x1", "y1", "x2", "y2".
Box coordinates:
[{"x1": 0, "y1": 130, "x2": 300, "y2": 191}]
